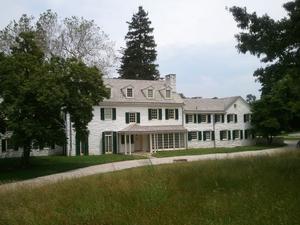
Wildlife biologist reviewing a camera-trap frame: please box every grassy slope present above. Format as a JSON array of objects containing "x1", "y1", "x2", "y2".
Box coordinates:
[
  {"x1": 0, "y1": 154, "x2": 144, "y2": 184},
  {"x1": 152, "y1": 144, "x2": 285, "y2": 158},
  {"x1": 0, "y1": 151, "x2": 299, "y2": 225}
]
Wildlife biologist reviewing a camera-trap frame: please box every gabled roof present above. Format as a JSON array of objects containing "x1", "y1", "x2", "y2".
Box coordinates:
[
  {"x1": 102, "y1": 78, "x2": 183, "y2": 105},
  {"x1": 183, "y1": 96, "x2": 246, "y2": 112}
]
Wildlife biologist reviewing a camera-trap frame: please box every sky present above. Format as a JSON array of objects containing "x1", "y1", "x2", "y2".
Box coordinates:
[{"x1": 0, "y1": 0, "x2": 289, "y2": 98}]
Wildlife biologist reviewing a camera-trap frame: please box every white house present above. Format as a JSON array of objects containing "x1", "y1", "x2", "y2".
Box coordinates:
[{"x1": 0, "y1": 74, "x2": 254, "y2": 157}]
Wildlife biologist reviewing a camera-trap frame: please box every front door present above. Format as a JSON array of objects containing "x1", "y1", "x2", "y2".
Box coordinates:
[{"x1": 105, "y1": 134, "x2": 113, "y2": 154}]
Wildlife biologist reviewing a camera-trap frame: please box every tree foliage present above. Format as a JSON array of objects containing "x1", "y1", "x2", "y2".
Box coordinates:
[
  {"x1": 0, "y1": 10, "x2": 116, "y2": 75},
  {"x1": 246, "y1": 94, "x2": 256, "y2": 104},
  {"x1": 230, "y1": 0, "x2": 300, "y2": 139},
  {"x1": 119, "y1": 6, "x2": 159, "y2": 80},
  {"x1": 0, "y1": 32, "x2": 109, "y2": 165}
]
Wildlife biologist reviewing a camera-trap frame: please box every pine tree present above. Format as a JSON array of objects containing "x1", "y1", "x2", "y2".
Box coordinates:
[{"x1": 119, "y1": 6, "x2": 159, "y2": 80}]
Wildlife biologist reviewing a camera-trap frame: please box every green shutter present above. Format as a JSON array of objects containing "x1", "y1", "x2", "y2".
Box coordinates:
[
  {"x1": 245, "y1": 130, "x2": 248, "y2": 139},
  {"x1": 222, "y1": 115, "x2": 225, "y2": 123},
  {"x1": 159, "y1": 109, "x2": 162, "y2": 120},
  {"x1": 148, "y1": 109, "x2": 152, "y2": 120},
  {"x1": 203, "y1": 132, "x2": 206, "y2": 141},
  {"x1": 233, "y1": 130, "x2": 236, "y2": 140},
  {"x1": 198, "y1": 131, "x2": 202, "y2": 140},
  {"x1": 240, "y1": 130, "x2": 243, "y2": 139},
  {"x1": 188, "y1": 132, "x2": 192, "y2": 141},
  {"x1": 244, "y1": 114, "x2": 246, "y2": 122},
  {"x1": 212, "y1": 131, "x2": 215, "y2": 140},
  {"x1": 125, "y1": 112, "x2": 129, "y2": 124},
  {"x1": 198, "y1": 114, "x2": 201, "y2": 123},
  {"x1": 1, "y1": 140, "x2": 6, "y2": 152},
  {"x1": 165, "y1": 109, "x2": 169, "y2": 120},
  {"x1": 137, "y1": 113, "x2": 140, "y2": 123},
  {"x1": 194, "y1": 114, "x2": 197, "y2": 123},
  {"x1": 186, "y1": 114, "x2": 189, "y2": 123},
  {"x1": 112, "y1": 108, "x2": 116, "y2": 120},
  {"x1": 113, "y1": 132, "x2": 117, "y2": 154},
  {"x1": 175, "y1": 109, "x2": 179, "y2": 120},
  {"x1": 228, "y1": 130, "x2": 231, "y2": 140},
  {"x1": 208, "y1": 114, "x2": 211, "y2": 123},
  {"x1": 75, "y1": 133, "x2": 80, "y2": 156},
  {"x1": 102, "y1": 132, "x2": 105, "y2": 154},
  {"x1": 227, "y1": 114, "x2": 230, "y2": 123},
  {"x1": 220, "y1": 131, "x2": 223, "y2": 140},
  {"x1": 235, "y1": 114, "x2": 238, "y2": 123},
  {"x1": 100, "y1": 108, "x2": 104, "y2": 120}
]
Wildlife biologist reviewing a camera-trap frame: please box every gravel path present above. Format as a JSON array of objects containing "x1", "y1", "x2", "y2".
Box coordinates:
[{"x1": 0, "y1": 140, "x2": 298, "y2": 191}]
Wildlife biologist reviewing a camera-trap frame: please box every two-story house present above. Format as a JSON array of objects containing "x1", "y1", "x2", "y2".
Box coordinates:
[{"x1": 0, "y1": 74, "x2": 254, "y2": 157}]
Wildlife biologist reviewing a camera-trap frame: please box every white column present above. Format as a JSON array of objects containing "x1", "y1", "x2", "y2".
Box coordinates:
[
  {"x1": 150, "y1": 134, "x2": 153, "y2": 154},
  {"x1": 173, "y1": 133, "x2": 175, "y2": 150},
  {"x1": 125, "y1": 134, "x2": 127, "y2": 155},
  {"x1": 129, "y1": 135, "x2": 132, "y2": 155}
]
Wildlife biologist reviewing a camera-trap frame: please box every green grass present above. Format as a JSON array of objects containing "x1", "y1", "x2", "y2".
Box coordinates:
[
  {"x1": 0, "y1": 151, "x2": 299, "y2": 225},
  {"x1": 0, "y1": 154, "x2": 144, "y2": 184},
  {"x1": 152, "y1": 144, "x2": 285, "y2": 158}
]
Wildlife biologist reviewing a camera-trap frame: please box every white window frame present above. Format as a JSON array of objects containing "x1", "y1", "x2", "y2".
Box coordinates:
[
  {"x1": 129, "y1": 112, "x2": 136, "y2": 123},
  {"x1": 215, "y1": 114, "x2": 221, "y2": 123},
  {"x1": 220, "y1": 130, "x2": 227, "y2": 140},
  {"x1": 228, "y1": 114, "x2": 234, "y2": 123},
  {"x1": 201, "y1": 114, "x2": 207, "y2": 123},
  {"x1": 204, "y1": 131, "x2": 211, "y2": 140},
  {"x1": 104, "y1": 108, "x2": 112, "y2": 120},
  {"x1": 233, "y1": 130, "x2": 240, "y2": 139},
  {"x1": 126, "y1": 88, "x2": 133, "y2": 98},
  {"x1": 166, "y1": 89, "x2": 171, "y2": 99},
  {"x1": 187, "y1": 114, "x2": 194, "y2": 123},
  {"x1": 148, "y1": 89, "x2": 154, "y2": 98},
  {"x1": 151, "y1": 109, "x2": 158, "y2": 120},
  {"x1": 190, "y1": 131, "x2": 197, "y2": 140},
  {"x1": 168, "y1": 109, "x2": 175, "y2": 119},
  {"x1": 245, "y1": 114, "x2": 251, "y2": 123}
]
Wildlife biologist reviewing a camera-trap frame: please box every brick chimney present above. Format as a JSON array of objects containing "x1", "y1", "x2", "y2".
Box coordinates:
[{"x1": 165, "y1": 74, "x2": 176, "y2": 91}]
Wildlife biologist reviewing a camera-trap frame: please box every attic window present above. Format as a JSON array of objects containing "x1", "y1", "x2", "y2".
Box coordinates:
[
  {"x1": 148, "y1": 89, "x2": 154, "y2": 98},
  {"x1": 126, "y1": 88, "x2": 133, "y2": 98},
  {"x1": 166, "y1": 89, "x2": 171, "y2": 99}
]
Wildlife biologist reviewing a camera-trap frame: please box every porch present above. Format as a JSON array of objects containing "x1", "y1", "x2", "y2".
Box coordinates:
[{"x1": 118, "y1": 124, "x2": 187, "y2": 155}]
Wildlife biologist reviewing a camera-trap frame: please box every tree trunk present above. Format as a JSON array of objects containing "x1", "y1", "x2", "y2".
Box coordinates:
[{"x1": 21, "y1": 141, "x2": 31, "y2": 168}]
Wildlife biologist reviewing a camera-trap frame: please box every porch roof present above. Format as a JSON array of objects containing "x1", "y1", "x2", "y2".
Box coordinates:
[{"x1": 119, "y1": 124, "x2": 187, "y2": 134}]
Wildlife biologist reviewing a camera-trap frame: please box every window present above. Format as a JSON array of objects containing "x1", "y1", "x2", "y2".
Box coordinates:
[
  {"x1": 106, "y1": 87, "x2": 111, "y2": 98},
  {"x1": 168, "y1": 109, "x2": 175, "y2": 119},
  {"x1": 201, "y1": 114, "x2": 207, "y2": 123},
  {"x1": 152, "y1": 133, "x2": 185, "y2": 150},
  {"x1": 215, "y1": 114, "x2": 224, "y2": 123},
  {"x1": 220, "y1": 130, "x2": 228, "y2": 140},
  {"x1": 129, "y1": 112, "x2": 136, "y2": 123},
  {"x1": 148, "y1": 89, "x2": 154, "y2": 98},
  {"x1": 187, "y1": 114, "x2": 194, "y2": 123},
  {"x1": 126, "y1": 88, "x2": 133, "y2": 98},
  {"x1": 244, "y1": 114, "x2": 251, "y2": 123},
  {"x1": 227, "y1": 114, "x2": 237, "y2": 123},
  {"x1": 233, "y1": 130, "x2": 240, "y2": 139},
  {"x1": 151, "y1": 109, "x2": 158, "y2": 119},
  {"x1": 104, "y1": 108, "x2": 112, "y2": 120},
  {"x1": 166, "y1": 89, "x2": 171, "y2": 98},
  {"x1": 203, "y1": 131, "x2": 211, "y2": 140},
  {"x1": 189, "y1": 131, "x2": 197, "y2": 140}
]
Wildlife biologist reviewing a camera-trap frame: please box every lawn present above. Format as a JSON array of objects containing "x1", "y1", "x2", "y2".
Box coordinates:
[
  {"x1": 152, "y1": 144, "x2": 285, "y2": 158},
  {"x1": 0, "y1": 151, "x2": 299, "y2": 225},
  {"x1": 0, "y1": 154, "x2": 144, "y2": 184}
]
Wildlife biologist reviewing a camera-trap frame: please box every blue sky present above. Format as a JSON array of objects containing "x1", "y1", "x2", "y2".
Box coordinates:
[{"x1": 0, "y1": 0, "x2": 289, "y2": 98}]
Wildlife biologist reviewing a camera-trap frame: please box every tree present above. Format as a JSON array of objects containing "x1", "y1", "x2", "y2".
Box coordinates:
[
  {"x1": 246, "y1": 94, "x2": 256, "y2": 104},
  {"x1": 0, "y1": 32, "x2": 109, "y2": 166},
  {"x1": 229, "y1": 0, "x2": 300, "y2": 139},
  {"x1": 119, "y1": 6, "x2": 159, "y2": 80},
  {"x1": 0, "y1": 10, "x2": 116, "y2": 76}
]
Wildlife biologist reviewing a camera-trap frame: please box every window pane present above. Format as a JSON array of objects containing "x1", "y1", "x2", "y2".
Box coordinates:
[
  {"x1": 201, "y1": 115, "x2": 207, "y2": 122},
  {"x1": 187, "y1": 114, "x2": 193, "y2": 123},
  {"x1": 151, "y1": 109, "x2": 158, "y2": 119},
  {"x1": 168, "y1": 109, "x2": 175, "y2": 119},
  {"x1": 148, "y1": 89, "x2": 153, "y2": 98},
  {"x1": 127, "y1": 88, "x2": 133, "y2": 97},
  {"x1": 104, "y1": 108, "x2": 112, "y2": 120},
  {"x1": 175, "y1": 133, "x2": 179, "y2": 148},
  {"x1": 129, "y1": 113, "x2": 136, "y2": 123},
  {"x1": 169, "y1": 133, "x2": 174, "y2": 148},
  {"x1": 166, "y1": 90, "x2": 171, "y2": 98}
]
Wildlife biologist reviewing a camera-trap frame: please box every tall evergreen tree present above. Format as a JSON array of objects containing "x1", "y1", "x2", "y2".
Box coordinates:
[{"x1": 119, "y1": 6, "x2": 159, "y2": 80}]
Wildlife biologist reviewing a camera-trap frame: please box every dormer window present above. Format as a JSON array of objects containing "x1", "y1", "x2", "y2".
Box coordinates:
[
  {"x1": 166, "y1": 89, "x2": 171, "y2": 99},
  {"x1": 148, "y1": 89, "x2": 154, "y2": 98},
  {"x1": 126, "y1": 88, "x2": 133, "y2": 98},
  {"x1": 107, "y1": 88, "x2": 111, "y2": 98}
]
